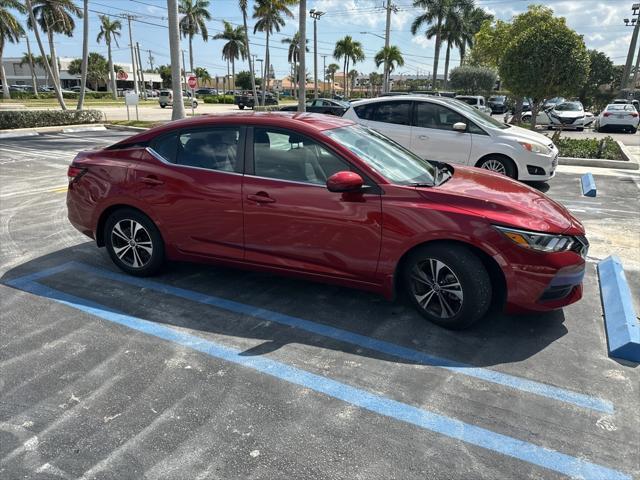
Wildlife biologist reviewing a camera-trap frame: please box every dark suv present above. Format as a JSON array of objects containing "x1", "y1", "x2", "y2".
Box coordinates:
[{"x1": 488, "y1": 95, "x2": 508, "y2": 114}]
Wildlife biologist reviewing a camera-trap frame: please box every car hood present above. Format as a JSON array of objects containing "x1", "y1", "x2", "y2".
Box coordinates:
[
  {"x1": 424, "y1": 166, "x2": 583, "y2": 234},
  {"x1": 501, "y1": 125, "x2": 554, "y2": 146}
]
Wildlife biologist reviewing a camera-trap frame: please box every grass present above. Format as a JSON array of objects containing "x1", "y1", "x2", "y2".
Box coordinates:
[{"x1": 108, "y1": 120, "x2": 162, "y2": 129}]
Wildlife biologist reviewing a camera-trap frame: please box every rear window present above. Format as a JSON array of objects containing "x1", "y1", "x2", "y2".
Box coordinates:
[
  {"x1": 354, "y1": 101, "x2": 411, "y2": 125},
  {"x1": 606, "y1": 104, "x2": 634, "y2": 111}
]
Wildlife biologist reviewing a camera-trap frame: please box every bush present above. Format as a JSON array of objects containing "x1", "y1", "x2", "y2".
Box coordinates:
[
  {"x1": 0, "y1": 109, "x2": 104, "y2": 130},
  {"x1": 203, "y1": 95, "x2": 234, "y2": 104},
  {"x1": 203, "y1": 95, "x2": 218, "y2": 104},
  {"x1": 555, "y1": 136, "x2": 623, "y2": 160},
  {"x1": 450, "y1": 65, "x2": 498, "y2": 95},
  {"x1": 4, "y1": 91, "x2": 115, "y2": 100}
]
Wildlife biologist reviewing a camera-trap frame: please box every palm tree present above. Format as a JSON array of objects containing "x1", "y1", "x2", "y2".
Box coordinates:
[
  {"x1": 440, "y1": 0, "x2": 472, "y2": 90},
  {"x1": 281, "y1": 31, "x2": 308, "y2": 99},
  {"x1": 28, "y1": 0, "x2": 82, "y2": 93},
  {"x1": 1, "y1": 0, "x2": 26, "y2": 99},
  {"x1": 457, "y1": 6, "x2": 492, "y2": 65},
  {"x1": 348, "y1": 69, "x2": 359, "y2": 94},
  {"x1": 76, "y1": 0, "x2": 88, "y2": 110},
  {"x1": 333, "y1": 35, "x2": 364, "y2": 98},
  {"x1": 411, "y1": 0, "x2": 453, "y2": 89},
  {"x1": 239, "y1": 0, "x2": 258, "y2": 101},
  {"x1": 374, "y1": 45, "x2": 404, "y2": 78},
  {"x1": 253, "y1": 0, "x2": 297, "y2": 104},
  {"x1": 194, "y1": 66, "x2": 211, "y2": 86},
  {"x1": 326, "y1": 62, "x2": 338, "y2": 97},
  {"x1": 179, "y1": 0, "x2": 211, "y2": 73},
  {"x1": 213, "y1": 21, "x2": 247, "y2": 93},
  {"x1": 20, "y1": 51, "x2": 39, "y2": 97},
  {"x1": 97, "y1": 15, "x2": 121, "y2": 99}
]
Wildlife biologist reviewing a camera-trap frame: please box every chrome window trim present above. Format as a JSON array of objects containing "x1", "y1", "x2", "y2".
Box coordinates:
[
  {"x1": 243, "y1": 173, "x2": 326, "y2": 188},
  {"x1": 145, "y1": 147, "x2": 244, "y2": 177}
]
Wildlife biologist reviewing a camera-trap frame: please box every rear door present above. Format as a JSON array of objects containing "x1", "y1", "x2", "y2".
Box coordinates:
[
  {"x1": 410, "y1": 101, "x2": 472, "y2": 164},
  {"x1": 352, "y1": 100, "x2": 413, "y2": 148}
]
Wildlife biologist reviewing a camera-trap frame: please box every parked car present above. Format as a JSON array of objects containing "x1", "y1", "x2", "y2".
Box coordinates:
[
  {"x1": 594, "y1": 104, "x2": 639, "y2": 133},
  {"x1": 280, "y1": 98, "x2": 349, "y2": 116},
  {"x1": 523, "y1": 101, "x2": 588, "y2": 131},
  {"x1": 66, "y1": 113, "x2": 587, "y2": 329},
  {"x1": 234, "y1": 92, "x2": 278, "y2": 109},
  {"x1": 195, "y1": 88, "x2": 215, "y2": 96},
  {"x1": 342, "y1": 95, "x2": 559, "y2": 181},
  {"x1": 69, "y1": 86, "x2": 95, "y2": 92},
  {"x1": 487, "y1": 95, "x2": 508, "y2": 114},
  {"x1": 543, "y1": 97, "x2": 565, "y2": 109},
  {"x1": 455, "y1": 95, "x2": 493, "y2": 115},
  {"x1": 158, "y1": 90, "x2": 198, "y2": 108}
]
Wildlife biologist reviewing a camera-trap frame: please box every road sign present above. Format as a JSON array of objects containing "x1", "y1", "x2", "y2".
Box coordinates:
[
  {"x1": 117, "y1": 70, "x2": 128, "y2": 81},
  {"x1": 187, "y1": 75, "x2": 197, "y2": 89}
]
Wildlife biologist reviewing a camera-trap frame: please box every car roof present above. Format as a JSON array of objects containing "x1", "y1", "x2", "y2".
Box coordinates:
[
  {"x1": 351, "y1": 95, "x2": 459, "y2": 107},
  {"x1": 115, "y1": 112, "x2": 356, "y2": 145}
]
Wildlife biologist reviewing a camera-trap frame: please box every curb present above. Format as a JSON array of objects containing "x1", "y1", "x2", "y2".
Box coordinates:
[
  {"x1": 559, "y1": 157, "x2": 639, "y2": 170},
  {"x1": 104, "y1": 124, "x2": 150, "y2": 132},
  {"x1": 0, "y1": 123, "x2": 106, "y2": 138},
  {"x1": 597, "y1": 256, "x2": 640, "y2": 363},
  {"x1": 581, "y1": 173, "x2": 596, "y2": 197},
  {"x1": 615, "y1": 140, "x2": 638, "y2": 164}
]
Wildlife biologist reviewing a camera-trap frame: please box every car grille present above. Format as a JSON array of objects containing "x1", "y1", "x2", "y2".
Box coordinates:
[
  {"x1": 559, "y1": 116, "x2": 581, "y2": 125},
  {"x1": 571, "y1": 235, "x2": 589, "y2": 258}
]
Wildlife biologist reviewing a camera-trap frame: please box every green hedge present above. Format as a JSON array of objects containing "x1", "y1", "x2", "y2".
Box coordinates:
[
  {"x1": 555, "y1": 136, "x2": 623, "y2": 160},
  {"x1": 0, "y1": 109, "x2": 104, "y2": 130},
  {"x1": 203, "y1": 95, "x2": 235, "y2": 104},
  {"x1": 8, "y1": 91, "x2": 115, "y2": 100}
]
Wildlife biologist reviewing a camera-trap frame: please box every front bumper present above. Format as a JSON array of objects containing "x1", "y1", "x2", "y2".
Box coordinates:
[{"x1": 517, "y1": 147, "x2": 559, "y2": 181}]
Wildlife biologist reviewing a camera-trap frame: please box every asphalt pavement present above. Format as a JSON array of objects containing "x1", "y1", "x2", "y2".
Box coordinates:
[{"x1": 1, "y1": 130, "x2": 639, "y2": 480}]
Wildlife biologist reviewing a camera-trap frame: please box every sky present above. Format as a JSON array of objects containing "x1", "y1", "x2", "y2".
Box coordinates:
[{"x1": 4, "y1": 0, "x2": 636, "y2": 80}]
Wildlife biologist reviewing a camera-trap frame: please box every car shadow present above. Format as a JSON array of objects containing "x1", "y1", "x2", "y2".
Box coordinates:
[
  {"x1": 525, "y1": 181, "x2": 551, "y2": 193},
  {"x1": 2, "y1": 242, "x2": 569, "y2": 370}
]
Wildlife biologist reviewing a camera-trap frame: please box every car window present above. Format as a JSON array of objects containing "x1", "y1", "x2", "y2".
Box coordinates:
[
  {"x1": 253, "y1": 127, "x2": 351, "y2": 185},
  {"x1": 456, "y1": 97, "x2": 478, "y2": 106},
  {"x1": 152, "y1": 127, "x2": 241, "y2": 172},
  {"x1": 367, "y1": 101, "x2": 412, "y2": 125},
  {"x1": 555, "y1": 102, "x2": 583, "y2": 111},
  {"x1": 414, "y1": 102, "x2": 466, "y2": 131},
  {"x1": 353, "y1": 103, "x2": 374, "y2": 120}
]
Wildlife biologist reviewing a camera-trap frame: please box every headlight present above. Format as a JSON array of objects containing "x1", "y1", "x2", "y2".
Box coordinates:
[
  {"x1": 518, "y1": 141, "x2": 550, "y2": 154},
  {"x1": 494, "y1": 226, "x2": 577, "y2": 253}
]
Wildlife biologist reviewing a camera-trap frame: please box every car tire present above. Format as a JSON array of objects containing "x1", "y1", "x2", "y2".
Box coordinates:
[
  {"x1": 402, "y1": 244, "x2": 492, "y2": 330},
  {"x1": 576, "y1": 127, "x2": 584, "y2": 131},
  {"x1": 478, "y1": 156, "x2": 516, "y2": 179},
  {"x1": 160, "y1": 104, "x2": 166, "y2": 108},
  {"x1": 632, "y1": 128, "x2": 638, "y2": 134},
  {"x1": 104, "y1": 208, "x2": 165, "y2": 277},
  {"x1": 239, "y1": 105, "x2": 245, "y2": 110}
]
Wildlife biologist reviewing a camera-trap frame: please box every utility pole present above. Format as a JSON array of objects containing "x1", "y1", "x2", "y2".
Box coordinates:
[
  {"x1": 298, "y1": 0, "x2": 307, "y2": 111},
  {"x1": 167, "y1": 0, "x2": 185, "y2": 119},
  {"x1": 632, "y1": 41, "x2": 640, "y2": 88},
  {"x1": 136, "y1": 42, "x2": 147, "y2": 99},
  {"x1": 383, "y1": 0, "x2": 397, "y2": 93},
  {"x1": 147, "y1": 49, "x2": 155, "y2": 71},
  {"x1": 125, "y1": 14, "x2": 139, "y2": 96},
  {"x1": 622, "y1": 4, "x2": 640, "y2": 90},
  {"x1": 310, "y1": 9, "x2": 325, "y2": 99},
  {"x1": 322, "y1": 55, "x2": 327, "y2": 97}
]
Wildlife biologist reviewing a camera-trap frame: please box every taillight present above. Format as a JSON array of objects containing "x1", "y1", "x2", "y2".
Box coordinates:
[
  {"x1": 603, "y1": 112, "x2": 611, "y2": 117},
  {"x1": 631, "y1": 112, "x2": 639, "y2": 117},
  {"x1": 67, "y1": 165, "x2": 87, "y2": 183}
]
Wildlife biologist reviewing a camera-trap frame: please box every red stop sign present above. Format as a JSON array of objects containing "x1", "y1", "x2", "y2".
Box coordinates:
[
  {"x1": 187, "y1": 75, "x2": 197, "y2": 89},
  {"x1": 117, "y1": 70, "x2": 128, "y2": 80}
]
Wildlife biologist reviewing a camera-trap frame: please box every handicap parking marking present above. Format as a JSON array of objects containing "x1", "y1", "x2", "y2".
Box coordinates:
[
  {"x1": 5, "y1": 270, "x2": 632, "y2": 480},
  {"x1": 7, "y1": 261, "x2": 614, "y2": 415}
]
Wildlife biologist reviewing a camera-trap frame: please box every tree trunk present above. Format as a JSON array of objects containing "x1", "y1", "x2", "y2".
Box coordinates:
[
  {"x1": 226, "y1": 58, "x2": 230, "y2": 94},
  {"x1": 47, "y1": 29, "x2": 61, "y2": 89},
  {"x1": 459, "y1": 44, "x2": 466, "y2": 66},
  {"x1": 108, "y1": 42, "x2": 117, "y2": 99},
  {"x1": 297, "y1": 0, "x2": 306, "y2": 112},
  {"x1": 0, "y1": 46, "x2": 9, "y2": 99},
  {"x1": 343, "y1": 59, "x2": 347, "y2": 97},
  {"x1": 189, "y1": 36, "x2": 194, "y2": 73},
  {"x1": 25, "y1": 36, "x2": 39, "y2": 98},
  {"x1": 242, "y1": 8, "x2": 258, "y2": 102},
  {"x1": 77, "y1": 0, "x2": 89, "y2": 110},
  {"x1": 432, "y1": 17, "x2": 442, "y2": 89},
  {"x1": 530, "y1": 100, "x2": 541, "y2": 130},
  {"x1": 231, "y1": 59, "x2": 235, "y2": 92},
  {"x1": 262, "y1": 32, "x2": 269, "y2": 106},
  {"x1": 167, "y1": 0, "x2": 185, "y2": 119},
  {"x1": 25, "y1": 0, "x2": 66, "y2": 109},
  {"x1": 443, "y1": 40, "x2": 451, "y2": 90},
  {"x1": 510, "y1": 97, "x2": 523, "y2": 125}
]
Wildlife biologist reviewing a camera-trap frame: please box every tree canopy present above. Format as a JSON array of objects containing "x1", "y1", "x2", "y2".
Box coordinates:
[
  {"x1": 449, "y1": 65, "x2": 497, "y2": 94},
  {"x1": 68, "y1": 52, "x2": 111, "y2": 89}
]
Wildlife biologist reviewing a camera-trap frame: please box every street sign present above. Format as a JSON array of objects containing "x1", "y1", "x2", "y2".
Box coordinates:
[
  {"x1": 117, "y1": 70, "x2": 128, "y2": 81},
  {"x1": 125, "y1": 91, "x2": 139, "y2": 106},
  {"x1": 187, "y1": 75, "x2": 197, "y2": 89}
]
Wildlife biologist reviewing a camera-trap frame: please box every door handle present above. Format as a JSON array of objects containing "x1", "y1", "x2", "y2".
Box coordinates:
[
  {"x1": 247, "y1": 192, "x2": 275, "y2": 204},
  {"x1": 418, "y1": 135, "x2": 429, "y2": 140},
  {"x1": 140, "y1": 175, "x2": 164, "y2": 186}
]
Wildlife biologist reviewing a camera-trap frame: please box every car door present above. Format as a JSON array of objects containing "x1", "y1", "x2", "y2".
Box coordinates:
[
  {"x1": 410, "y1": 101, "x2": 472, "y2": 164},
  {"x1": 357, "y1": 100, "x2": 413, "y2": 149},
  {"x1": 242, "y1": 126, "x2": 382, "y2": 280},
  {"x1": 138, "y1": 125, "x2": 245, "y2": 259}
]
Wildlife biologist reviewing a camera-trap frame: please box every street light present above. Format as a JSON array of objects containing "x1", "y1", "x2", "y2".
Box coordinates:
[
  {"x1": 256, "y1": 58, "x2": 264, "y2": 91},
  {"x1": 310, "y1": 9, "x2": 325, "y2": 99},
  {"x1": 622, "y1": 3, "x2": 640, "y2": 89}
]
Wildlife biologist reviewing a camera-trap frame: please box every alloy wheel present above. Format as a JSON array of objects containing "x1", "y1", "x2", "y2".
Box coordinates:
[
  {"x1": 410, "y1": 258, "x2": 464, "y2": 319},
  {"x1": 481, "y1": 159, "x2": 507, "y2": 175},
  {"x1": 110, "y1": 219, "x2": 153, "y2": 269}
]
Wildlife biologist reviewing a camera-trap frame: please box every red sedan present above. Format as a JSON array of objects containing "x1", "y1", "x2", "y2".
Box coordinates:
[{"x1": 67, "y1": 113, "x2": 588, "y2": 329}]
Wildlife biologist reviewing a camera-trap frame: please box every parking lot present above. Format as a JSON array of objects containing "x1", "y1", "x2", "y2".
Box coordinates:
[{"x1": 1, "y1": 130, "x2": 639, "y2": 479}]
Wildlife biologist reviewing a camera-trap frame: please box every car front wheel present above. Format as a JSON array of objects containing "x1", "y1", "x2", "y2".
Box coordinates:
[
  {"x1": 403, "y1": 244, "x2": 492, "y2": 329},
  {"x1": 105, "y1": 209, "x2": 164, "y2": 276},
  {"x1": 478, "y1": 156, "x2": 516, "y2": 179}
]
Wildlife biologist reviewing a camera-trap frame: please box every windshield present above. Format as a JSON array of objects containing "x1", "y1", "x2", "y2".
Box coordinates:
[
  {"x1": 445, "y1": 99, "x2": 510, "y2": 130},
  {"x1": 555, "y1": 102, "x2": 583, "y2": 111},
  {"x1": 323, "y1": 125, "x2": 436, "y2": 185},
  {"x1": 489, "y1": 96, "x2": 505, "y2": 102}
]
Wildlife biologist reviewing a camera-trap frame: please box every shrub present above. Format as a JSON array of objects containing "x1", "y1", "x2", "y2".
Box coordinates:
[
  {"x1": 0, "y1": 109, "x2": 104, "y2": 130},
  {"x1": 449, "y1": 65, "x2": 498, "y2": 95},
  {"x1": 555, "y1": 136, "x2": 623, "y2": 160},
  {"x1": 203, "y1": 95, "x2": 219, "y2": 104},
  {"x1": 203, "y1": 94, "x2": 234, "y2": 104}
]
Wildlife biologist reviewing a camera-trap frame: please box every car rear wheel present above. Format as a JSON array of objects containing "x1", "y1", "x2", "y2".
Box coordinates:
[
  {"x1": 403, "y1": 244, "x2": 492, "y2": 329},
  {"x1": 478, "y1": 156, "x2": 516, "y2": 179},
  {"x1": 238, "y1": 105, "x2": 245, "y2": 110},
  {"x1": 105, "y1": 209, "x2": 164, "y2": 276}
]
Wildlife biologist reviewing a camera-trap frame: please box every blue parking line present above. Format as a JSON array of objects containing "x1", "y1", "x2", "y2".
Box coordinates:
[
  {"x1": 43, "y1": 261, "x2": 611, "y2": 414},
  {"x1": 10, "y1": 278, "x2": 631, "y2": 480}
]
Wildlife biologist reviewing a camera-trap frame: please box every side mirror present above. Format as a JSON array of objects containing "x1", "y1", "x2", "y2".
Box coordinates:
[
  {"x1": 326, "y1": 171, "x2": 364, "y2": 193},
  {"x1": 453, "y1": 122, "x2": 467, "y2": 132}
]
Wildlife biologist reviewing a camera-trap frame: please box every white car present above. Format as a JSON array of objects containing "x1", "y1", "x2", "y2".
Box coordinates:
[
  {"x1": 342, "y1": 95, "x2": 559, "y2": 181},
  {"x1": 595, "y1": 104, "x2": 639, "y2": 133},
  {"x1": 455, "y1": 95, "x2": 493, "y2": 115},
  {"x1": 523, "y1": 101, "x2": 588, "y2": 131}
]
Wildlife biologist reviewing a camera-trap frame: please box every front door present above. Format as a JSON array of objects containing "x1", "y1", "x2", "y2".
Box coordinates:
[{"x1": 242, "y1": 127, "x2": 382, "y2": 280}]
